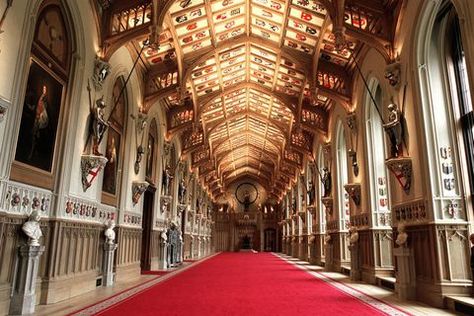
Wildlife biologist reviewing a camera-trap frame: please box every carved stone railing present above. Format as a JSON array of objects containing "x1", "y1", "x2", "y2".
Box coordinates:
[
  {"x1": 392, "y1": 199, "x2": 427, "y2": 224},
  {"x1": 1, "y1": 180, "x2": 53, "y2": 217},
  {"x1": 350, "y1": 213, "x2": 370, "y2": 228},
  {"x1": 326, "y1": 220, "x2": 339, "y2": 232}
]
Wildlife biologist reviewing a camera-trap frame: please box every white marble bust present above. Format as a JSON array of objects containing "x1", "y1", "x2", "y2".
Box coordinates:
[
  {"x1": 161, "y1": 230, "x2": 168, "y2": 242},
  {"x1": 104, "y1": 220, "x2": 116, "y2": 245},
  {"x1": 22, "y1": 211, "x2": 42, "y2": 246},
  {"x1": 349, "y1": 226, "x2": 359, "y2": 244},
  {"x1": 395, "y1": 223, "x2": 408, "y2": 247}
]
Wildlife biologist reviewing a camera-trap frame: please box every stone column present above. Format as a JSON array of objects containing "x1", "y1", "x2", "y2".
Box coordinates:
[
  {"x1": 325, "y1": 239, "x2": 333, "y2": 271},
  {"x1": 394, "y1": 246, "x2": 416, "y2": 300},
  {"x1": 349, "y1": 243, "x2": 361, "y2": 281},
  {"x1": 102, "y1": 243, "x2": 117, "y2": 287},
  {"x1": 9, "y1": 245, "x2": 44, "y2": 315},
  {"x1": 197, "y1": 237, "x2": 202, "y2": 258},
  {"x1": 159, "y1": 240, "x2": 167, "y2": 270},
  {"x1": 189, "y1": 236, "x2": 194, "y2": 259}
]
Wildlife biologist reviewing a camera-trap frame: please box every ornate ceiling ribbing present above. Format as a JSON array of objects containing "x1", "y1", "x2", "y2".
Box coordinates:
[{"x1": 96, "y1": 0, "x2": 404, "y2": 200}]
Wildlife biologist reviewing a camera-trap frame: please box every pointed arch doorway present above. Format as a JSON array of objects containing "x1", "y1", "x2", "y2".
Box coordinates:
[{"x1": 141, "y1": 185, "x2": 156, "y2": 271}]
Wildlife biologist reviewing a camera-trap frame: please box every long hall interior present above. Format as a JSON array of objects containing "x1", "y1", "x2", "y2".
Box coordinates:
[{"x1": 0, "y1": 0, "x2": 474, "y2": 315}]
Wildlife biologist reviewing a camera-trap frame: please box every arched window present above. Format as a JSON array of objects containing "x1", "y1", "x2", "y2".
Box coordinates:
[
  {"x1": 445, "y1": 7, "x2": 474, "y2": 201},
  {"x1": 102, "y1": 77, "x2": 127, "y2": 206},
  {"x1": 12, "y1": 1, "x2": 72, "y2": 189},
  {"x1": 365, "y1": 83, "x2": 390, "y2": 225},
  {"x1": 336, "y1": 121, "x2": 349, "y2": 231},
  {"x1": 146, "y1": 118, "x2": 158, "y2": 183},
  {"x1": 317, "y1": 146, "x2": 326, "y2": 233},
  {"x1": 418, "y1": 1, "x2": 471, "y2": 221}
]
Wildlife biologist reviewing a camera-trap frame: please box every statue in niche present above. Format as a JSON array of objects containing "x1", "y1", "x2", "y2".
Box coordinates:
[
  {"x1": 178, "y1": 179, "x2": 187, "y2": 204},
  {"x1": 307, "y1": 180, "x2": 315, "y2": 205},
  {"x1": 383, "y1": 103, "x2": 404, "y2": 158},
  {"x1": 22, "y1": 211, "x2": 42, "y2": 247},
  {"x1": 161, "y1": 163, "x2": 173, "y2": 196},
  {"x1": 321, "y1": 167, "x2": 332, "y2": 197}
]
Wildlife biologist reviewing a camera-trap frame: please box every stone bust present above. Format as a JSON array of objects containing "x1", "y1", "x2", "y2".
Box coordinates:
[
  {"x1": 104, "y1": 220, "x2": 116, "y2": 245},
  {"x1": 22, "y1": 211, "x2": 42, "y2": 246},
  {"x1": 349, "y1": 226, "x2": 359, "y2": 244},
  {"x1": 160, "y1": 230, "x2": 168, "y2": 242},
  {"x1": 396, "y1": 223, "x2": 408, "y2": 247}
]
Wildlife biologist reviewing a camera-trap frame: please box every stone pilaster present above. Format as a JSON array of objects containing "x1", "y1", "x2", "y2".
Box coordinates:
[{"x1": 9, "y1": 245, "x2": 44, "y2": 315}]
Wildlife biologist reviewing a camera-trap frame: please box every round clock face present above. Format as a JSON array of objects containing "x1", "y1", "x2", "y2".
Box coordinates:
[{"x1": 235, "y1": 182, "x2": 258, "y2": 206}]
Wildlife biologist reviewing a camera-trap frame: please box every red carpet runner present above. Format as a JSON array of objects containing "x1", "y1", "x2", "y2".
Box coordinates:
[{"x1": 77, "y1": 253, "x2": 409, "y2": 316}]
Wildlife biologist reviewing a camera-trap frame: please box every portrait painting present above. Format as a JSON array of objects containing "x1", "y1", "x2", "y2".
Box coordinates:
[
  {"x1": 15, "y1": 60, "x2": 64, "y2": 172},
  {"x1": 102, "y1": 128, "x2": 121, "y2": 196}
]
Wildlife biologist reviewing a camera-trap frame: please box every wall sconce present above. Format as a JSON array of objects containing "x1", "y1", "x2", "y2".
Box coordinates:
[{"x1": 132, "y1": 110, "x2": 148, "y2": 174}]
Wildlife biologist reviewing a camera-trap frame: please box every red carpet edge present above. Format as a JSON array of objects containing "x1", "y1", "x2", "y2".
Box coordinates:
[
  {"x1": 273, "y1": 253, "x2": 412, "y2": 316},
  {"x1": 69, "y1": 252, "x2": 221, "y2": 316}
]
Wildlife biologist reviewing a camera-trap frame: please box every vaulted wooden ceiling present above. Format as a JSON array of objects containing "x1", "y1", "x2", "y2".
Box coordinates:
[{"x1": 94, "y1": 0, "x2": 404, "y2": 202}]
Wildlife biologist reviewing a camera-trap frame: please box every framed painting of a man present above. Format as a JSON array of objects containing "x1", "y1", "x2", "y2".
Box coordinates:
[
  {"x1": 102, "y1": 128, "x2": 121, "y2": 196},
  {"x1": 15, "y1": 60, "x2": 64, "y2": 172}
]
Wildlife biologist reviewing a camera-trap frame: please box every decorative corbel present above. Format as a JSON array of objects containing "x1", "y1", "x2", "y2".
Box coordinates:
[
  {"x1": 132, "y1": 181, "x2": 149, "y2": 205},
  {"x1": 386, "y1": 157, "x2": 412, "y2": 194},
  {"x1": 344, "y1": 183, "x2": 361, "y2": 206},
  {"x1": 81, "y1": 154, "x2": 108, "y2": 191}
]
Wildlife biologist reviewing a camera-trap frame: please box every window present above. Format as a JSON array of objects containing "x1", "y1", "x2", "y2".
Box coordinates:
[
  {"x1": 336, "y1": 121, "x2": 349, "y2": 230},
  {"x1": 365, "y1": 83, "x2": 390, "y2": 225}
]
